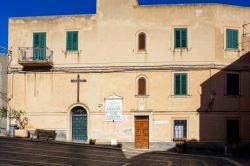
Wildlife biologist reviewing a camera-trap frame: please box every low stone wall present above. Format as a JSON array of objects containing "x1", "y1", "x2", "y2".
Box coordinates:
[{"x1": 28, "y1": 130, "x2": 67, "y2": 141}]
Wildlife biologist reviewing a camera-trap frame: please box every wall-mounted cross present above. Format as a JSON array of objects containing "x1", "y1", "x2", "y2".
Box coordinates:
[{"x1": 71, "y1": 74, "x2": 87, "y2": 103}]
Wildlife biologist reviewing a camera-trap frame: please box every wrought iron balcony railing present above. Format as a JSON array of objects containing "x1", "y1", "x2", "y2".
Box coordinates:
[{"x1": 18, "y1": 47, "x2": 53, "y2": 67}]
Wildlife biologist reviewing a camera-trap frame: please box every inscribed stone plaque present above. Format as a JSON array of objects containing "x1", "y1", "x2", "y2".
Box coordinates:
[{"x1": 105, "y1": 95, "x2": 127, "y2": 121}]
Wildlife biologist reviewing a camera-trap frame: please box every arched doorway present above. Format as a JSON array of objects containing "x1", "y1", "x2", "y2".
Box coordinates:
[{"x1": 71, "y1": 106, "x2": 88, "y2": 141}]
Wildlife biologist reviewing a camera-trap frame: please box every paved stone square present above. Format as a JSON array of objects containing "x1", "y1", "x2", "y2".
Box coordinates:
[{"x1": 0, "y1": 137, "x2": 245, "y2": 166}]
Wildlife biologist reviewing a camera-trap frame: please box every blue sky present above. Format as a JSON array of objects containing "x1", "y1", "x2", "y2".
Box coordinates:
[{"x1": 0, "y1": 0, "x2": 250, "y2": 52}]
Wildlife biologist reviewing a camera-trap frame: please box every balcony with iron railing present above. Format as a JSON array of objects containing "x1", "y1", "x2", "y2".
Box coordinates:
[{"x1": 18, "y1": 47, "x2": 53, "y2": 67}]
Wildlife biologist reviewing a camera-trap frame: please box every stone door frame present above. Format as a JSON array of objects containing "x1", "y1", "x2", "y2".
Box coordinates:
[{"x1": 67, "y1": 103, "x2": 90, "y2": 142}]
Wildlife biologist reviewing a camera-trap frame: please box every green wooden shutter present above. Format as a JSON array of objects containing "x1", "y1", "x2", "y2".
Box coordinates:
[
  {"x1": 174, "y1": 74, "x2": 181, "y2": 95},
  {"x1": 232, "y1": 30, "x2": 238, "y2": 49},
  {"x1": 33, "y1": 32, "x2": 46, "y2": 60},
  {"x1": 72, "y1": 32, "x2": 78, "y2": 51},
  {"x1": 33, "y1": 33, "x2": 40, "y2": 48},
  {"x1": 66, "y1": 32, "x2": 72, "y2": 51},
  {"x1": 226, "y1": 29, "x2": 232, "y2": 49},
  {"x1": 181, "y1": 29, "x2": 187, "y2": 48},
  {"x1": 39, "y1": 33, "x2": 46, "y2": 48},
  {"x1": 175, "y1": 29, "x2": 181, "y2": 48},
  {"x1": 67, "y1": 31, "x2": 78, "y2": 51},
  {"x1": 174, "y1": 73, "x2": 188, "y2": 95},
  {"x1": 226, "y1": 29, "x2": 238, "y2": 49},
  {"x1": 33, "y1": 33, "x2": 39, "y2": 60},
  {"x1": 175, "y1": 28, "x2": 187, "y2": 48},
  {"x1": 181, "y1": 74, "x2": 187, "y2": 95},
  {"x1": 39, "y1": 33, "x2": 46, "y2": 60}
]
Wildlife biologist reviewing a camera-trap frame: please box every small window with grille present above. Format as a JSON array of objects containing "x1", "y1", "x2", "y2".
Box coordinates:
[{"x1": 174, "y1": 120, "x2": 187, "y2": 138}]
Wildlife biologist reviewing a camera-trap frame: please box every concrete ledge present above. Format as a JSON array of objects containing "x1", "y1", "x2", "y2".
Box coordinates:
[{"x1": 122, "y1": 142, "x2": 176, "y2": 151}]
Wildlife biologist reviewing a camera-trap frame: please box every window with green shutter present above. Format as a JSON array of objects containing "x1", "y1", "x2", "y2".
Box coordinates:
[
  {"x1": 174, "y1": 73, "x2": 188, "y2": 95},
  {"x1": 33, "y1": 32, "x2": 46, "y2": 60},
  {"x1": 174, "y1": 28, "x2": 188, "y2": 48},
  {"x1": 226, "y1": 29, "x2": 239, "y2": 49},
  {"x1": 66, "y1": 31, "x2": 78, "y2": 51}
]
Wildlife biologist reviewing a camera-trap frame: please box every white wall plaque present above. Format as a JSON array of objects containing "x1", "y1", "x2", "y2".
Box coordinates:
[
  {"x1": 138, "y1": 103, "x2": 145, "y2": 111},
  {"x1": 105, "y1": 95, "x2": 127, "y2": 121}
]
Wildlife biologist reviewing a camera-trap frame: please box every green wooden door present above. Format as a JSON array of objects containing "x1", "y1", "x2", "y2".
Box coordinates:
[
  {"x1": 33, "y1": 32, "x2": 46, "y2": 60},
  {"x1": 72, "y1": 107, "x2": 88, "y2": 141}
]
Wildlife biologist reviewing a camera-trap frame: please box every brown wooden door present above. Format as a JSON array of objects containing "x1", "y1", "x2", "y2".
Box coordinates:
[{"x1": 135, "y1": 116, "x2": 149, "y2": 149}]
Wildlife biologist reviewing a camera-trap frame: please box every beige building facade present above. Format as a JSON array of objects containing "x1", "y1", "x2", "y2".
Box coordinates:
[
  {"x1": 8, "y1": 0, "x2": 250, "y2": 148},
  {"x1": 0, "y1": 54, "x2": 8, "y2": 129}
]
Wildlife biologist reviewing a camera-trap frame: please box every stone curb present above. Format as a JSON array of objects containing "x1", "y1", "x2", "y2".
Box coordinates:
[
  {"x1": 121, "y1": 145, "x2": 244, "y2": 166},
  {"x1": 0, "y1": 136, "x2": 122, "y2": 151},
  {"x1": 154, "y1": 151, "x2": 244, "y2": 166}
]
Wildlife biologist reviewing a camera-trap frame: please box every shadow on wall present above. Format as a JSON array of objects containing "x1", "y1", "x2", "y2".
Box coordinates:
[{"x1": 199, "y1": 52, "x2": 250, "y2": 143}]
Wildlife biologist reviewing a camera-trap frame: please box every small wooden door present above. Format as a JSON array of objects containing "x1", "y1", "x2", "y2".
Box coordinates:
[{"x1": 135, "y1": 116, "x2": 149, "y2": 149}]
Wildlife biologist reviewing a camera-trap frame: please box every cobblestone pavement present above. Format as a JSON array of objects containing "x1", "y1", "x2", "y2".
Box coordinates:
[{"x1": 0, "y1": 137, "x2": 242, "y2": 166}]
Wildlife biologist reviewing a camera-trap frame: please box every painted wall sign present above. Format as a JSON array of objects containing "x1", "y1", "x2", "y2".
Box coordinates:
[{"x1": 105, "y1": 95, "x2": 127, "y2": 121}]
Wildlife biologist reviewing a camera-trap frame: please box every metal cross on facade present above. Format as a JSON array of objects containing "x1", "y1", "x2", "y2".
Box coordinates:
[{"x1": 71, "y1": 74, "x2": 87, "y2": 103}]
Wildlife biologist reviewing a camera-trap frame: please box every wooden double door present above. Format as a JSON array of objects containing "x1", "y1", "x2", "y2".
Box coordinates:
[{"x1": 135, "y1": 116, "x2": 149, "y2": 149}]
